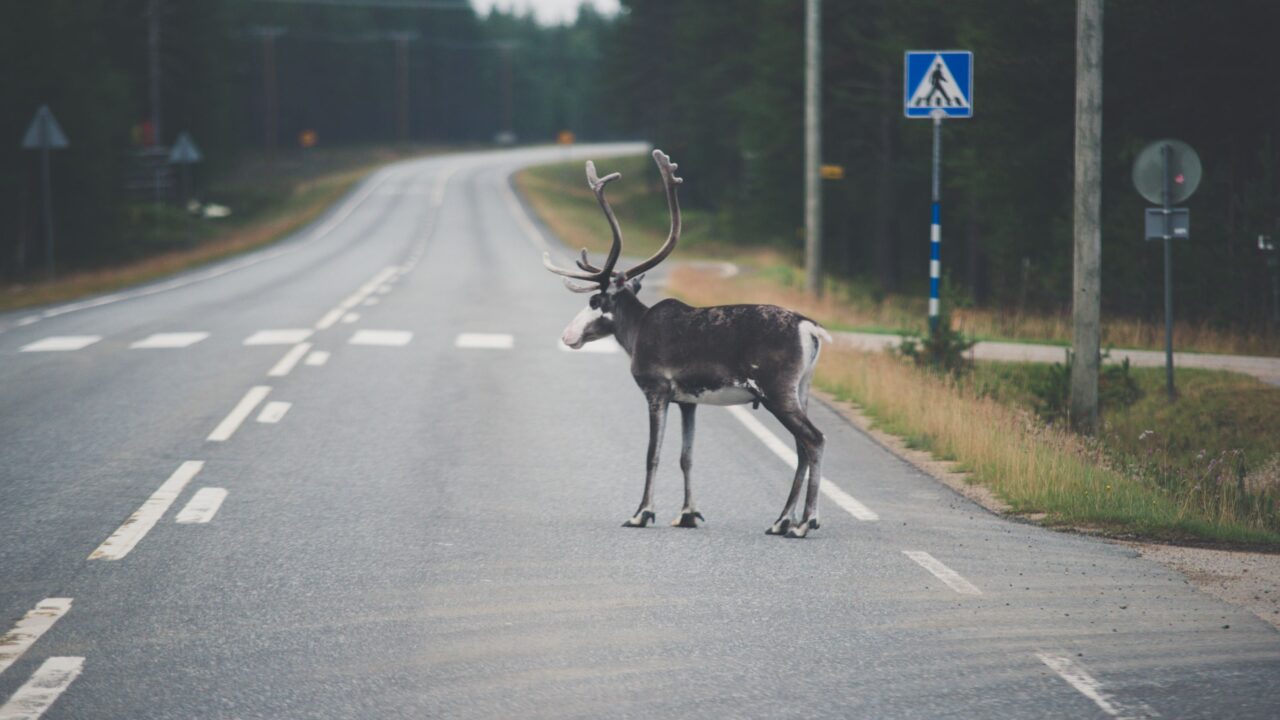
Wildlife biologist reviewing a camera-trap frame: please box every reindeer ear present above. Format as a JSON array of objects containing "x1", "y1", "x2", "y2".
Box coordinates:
[{"x1": 627, "y1": 274, "x2": 644, "y2": 293}]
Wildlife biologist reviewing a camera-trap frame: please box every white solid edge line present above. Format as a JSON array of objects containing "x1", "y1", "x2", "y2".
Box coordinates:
[
  {"x1": 256, "y1": 401, "x2": 291, "y2": 424},
  {"x1": 267, "y1": 342, "x2": 312, "y2": 377},
  {"x1": 175, "y1": 487, "x2": 228, "y2": 524},
  {"x1": 207, "y1": 386, "x2": 271, "y2": 442},
  {"x1": 0, "y1": 656, "x2": 85, "y2": 720},
  {"x1": 902, "y1": 551, "x2": 982, "y2": 595},
  {"x1": 431, "y1": 165, "x2": 458, "y2": 207},
  {"x1": 724, "y1": 405, "x2": 878, "y2": 521},
  {"x1": 304, "y1": 350, "x2": 330, "y2": 366},
  {"x1": 15, "y1": 169, "x2": 396, "y2": 330},
  {"x1": 499, "y1": 171, "x2": 551, "y2": 254},
  {"x1": 1035, "y1": 652, "x2": 1158, "y2": 719},
  {"x1": 0, "y1": 599, "x2": 73, "y2": 677},
  {"x1": 89, "y1": 461, "x2": 203, "y2": 561}
]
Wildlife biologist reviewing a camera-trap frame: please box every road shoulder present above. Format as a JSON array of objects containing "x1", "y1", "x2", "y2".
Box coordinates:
[{"x1": 813, "y1": 387, "x2": 1280, "y2": 632}]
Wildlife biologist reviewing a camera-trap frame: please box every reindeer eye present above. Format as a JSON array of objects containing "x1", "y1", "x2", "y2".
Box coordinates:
[{"x1": 589, "y1": 295, "x2": 602, "y2": 309}]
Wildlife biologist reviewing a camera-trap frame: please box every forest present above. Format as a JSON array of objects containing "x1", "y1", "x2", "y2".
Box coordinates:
[{"x1": 3, "y1": 0, "x2": 1280, "y2": 331}]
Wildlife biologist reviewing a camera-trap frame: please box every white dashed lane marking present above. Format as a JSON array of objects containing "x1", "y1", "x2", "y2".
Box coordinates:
[
  {"x1": 304, "y1": 350, "x2": 330, "y2": 366},
  {"x1": 725, "y1": 405, "x2": 878, "y2": 522},
  {"x1": 19, "y1": 336, "x2": 102, "y2": 352},
  {"x1": 175, "y1": 488, "x2": 228, "y2": 524},
  {"x1": 243, "y1": 329, "x2": 313, "y2": 346},
  {"x1": 129, "y1": 332, "x2": 209, "y2": 349},
  {"x1": 341, "y1": 313, "x2": 359, "y2": 324},
  {"x1": 207, "y1": 386, "x2": 271, "y2": 442},
  {"x1": 0, "y1": 656, "x2": 85, "y2": 720},
  {"x1": 456, "y1": 333, "x2": 514, "y2": 350},
  {"x1": 0, "y1": 599, "x2": 72, "y2": 677},
  {"x1": 256, "y1": 401, "x2": 291, "y2": 424},
  {"x1": 903, "y1": 551, "x2": 982, "y2": 595},
  {"x1": 1036, "y1": 652, "x2": 1159, "y2": 718},
  {"x1": 89, "y1": 461, "x2": 204, "y2": 560},
  {"x1": 268, "y1": 343, "x2": 313, "y2": 377},
  {"x1": 350, "y1": 330, "x2": 412, "y2": 347}
]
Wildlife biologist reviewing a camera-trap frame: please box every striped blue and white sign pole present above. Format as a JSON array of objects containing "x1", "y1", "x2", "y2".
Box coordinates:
[
  {"x1": 906, "y1": 50, "x2": 972, "y2": 336},
  {"x1": 929, "y1": 110, "x2": 943, "y2": 335}
]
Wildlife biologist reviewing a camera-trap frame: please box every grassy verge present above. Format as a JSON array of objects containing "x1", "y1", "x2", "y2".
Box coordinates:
[
  {"x1": 671, "y1": 263, "x2": 1280, "y2": 545},
  {"x1": 817, "y1": 348, "x2": 1280, "y2": 545},
  {"x1": 518, "y1": 156, "x2": 1280, "y2": 546},
  {"x1": 1, "y1": 145, "x2": 446, "y2": 313},
  {"x1": 518, "y1": 156, "x2": 1278, "y2": 356}
]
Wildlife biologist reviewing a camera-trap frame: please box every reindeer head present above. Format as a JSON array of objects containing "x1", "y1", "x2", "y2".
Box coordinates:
[{"x1": 543, "y1": 149, "x2": 683, "y2": 349}]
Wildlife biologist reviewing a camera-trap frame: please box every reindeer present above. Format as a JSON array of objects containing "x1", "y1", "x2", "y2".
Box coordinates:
[{"x1": 544, "y1": 150, "x2": 832, "y2": 539}]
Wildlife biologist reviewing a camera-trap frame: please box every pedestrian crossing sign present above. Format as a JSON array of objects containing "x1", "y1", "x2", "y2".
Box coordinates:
[{"x1": 905, "y1": 51, "x2": 973, "y2": 119}]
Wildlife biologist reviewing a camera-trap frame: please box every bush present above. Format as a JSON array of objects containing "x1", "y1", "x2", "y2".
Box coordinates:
[
  {"x1": 1030, "y1": 349, "x2": 1142, "y2": 422},
  {"x1": 896, "y1": 312, "x2": 977, "y2": 376}
]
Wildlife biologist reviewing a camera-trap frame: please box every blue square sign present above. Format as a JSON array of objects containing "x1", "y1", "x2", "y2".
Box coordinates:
[{"x1": 905, "y1": 51, "x2": 973, "y2": 119}]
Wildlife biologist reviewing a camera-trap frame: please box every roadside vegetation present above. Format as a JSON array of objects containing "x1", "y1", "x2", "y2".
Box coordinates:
[
  {"x1": 1, "y1": 146, "x2": 435, "y2": 312},
  {"x1": 520, "y1": 157, "x2": 1280, "y2": 356},
  {"x1": 521, "y1": 157, "x2": 1280, "y2": 546}
]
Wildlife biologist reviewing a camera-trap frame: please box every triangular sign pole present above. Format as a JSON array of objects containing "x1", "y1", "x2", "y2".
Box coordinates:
[{"x1": 20, "y1": 105, "x2": 70, "y2": 280}]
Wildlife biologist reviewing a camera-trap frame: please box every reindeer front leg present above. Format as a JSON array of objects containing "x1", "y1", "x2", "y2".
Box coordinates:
[
  {"x1": 623, "y1": 394, "x2": 669, "y2": 528},
  {"x1": 671, "y1": 402, "x2": 705, "y2": 528}
]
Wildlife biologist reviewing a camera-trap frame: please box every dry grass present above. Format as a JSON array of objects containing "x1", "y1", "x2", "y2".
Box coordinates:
[
  {"x1": 675, "y1": 260, "x2": 1280, "y2": 356},
  {"x1": 813, "y1": 347, "x2": 1279, "y2": 543},
  {"x1": 669, "y1": 264, "x2": 1280, "y2": 545}
]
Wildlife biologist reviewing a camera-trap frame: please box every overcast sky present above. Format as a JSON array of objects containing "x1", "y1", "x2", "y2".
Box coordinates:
[{"x1": 471, "y1": 0, "x2": 620, "y2": 25}]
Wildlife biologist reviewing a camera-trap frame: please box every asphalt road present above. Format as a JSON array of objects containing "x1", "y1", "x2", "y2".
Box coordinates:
[{"x1": 1, "y1": 144, "x2": 1277, "y2": 719}]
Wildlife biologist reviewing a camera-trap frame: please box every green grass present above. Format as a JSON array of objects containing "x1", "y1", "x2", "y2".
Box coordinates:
[{"x1": 968, "y1": 361, "x2": 1280, "y2": 544}]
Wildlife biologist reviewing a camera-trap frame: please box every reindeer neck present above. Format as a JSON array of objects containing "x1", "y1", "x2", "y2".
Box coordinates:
[{"x1": 611, "y1": 291, "x2": 648, "y2": 356}]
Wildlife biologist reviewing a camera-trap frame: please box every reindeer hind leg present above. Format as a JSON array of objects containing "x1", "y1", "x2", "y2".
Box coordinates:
[
  {"x1": 671, "y1": 402, "x2": 705, "y2": 528},
  {"x1": 786, "y1": 413, "x2": 825, "y2": 539}
]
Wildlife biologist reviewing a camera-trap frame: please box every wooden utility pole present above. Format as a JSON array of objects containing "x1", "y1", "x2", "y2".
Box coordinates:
[
  {"x1": 251, "y1": 27, "x2": 286, "y2": 159},
  {"x1": 390, "y1": 31, "x2": 417, "y2": 144},
  {"x1": 804, "y1": 0, "x2": 823, "y2": 296},
  {"x1": 1070, "y1": 0, "x2": 1104, "y2": 433}
]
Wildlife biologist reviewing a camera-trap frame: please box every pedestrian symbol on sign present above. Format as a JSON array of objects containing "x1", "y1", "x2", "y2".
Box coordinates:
[{"x1": 909, "y1": 56, "x2": 969, "y2": 110}]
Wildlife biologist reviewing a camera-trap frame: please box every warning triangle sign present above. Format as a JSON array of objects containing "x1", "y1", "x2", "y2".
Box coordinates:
[
  {"x1": 908, "y1": 55, "x2": 970, "y2": 110},
  {"x1": 21, "y1": 105, "x2": 69, "y2": 150}
]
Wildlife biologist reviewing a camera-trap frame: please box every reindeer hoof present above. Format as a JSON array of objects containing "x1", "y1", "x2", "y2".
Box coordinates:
[
  {"x1": 671, "y1": 511, "x2": 705, "y2": 528},
  {"x1": 622, "y1": 510, "x2": 656, "y2": 528},
  {"x1": 765, "y1": 518, "x2": 792, "y2": 536},
  {"x1": 785, "y1": 519, "x2": 818, "y2": 539}
]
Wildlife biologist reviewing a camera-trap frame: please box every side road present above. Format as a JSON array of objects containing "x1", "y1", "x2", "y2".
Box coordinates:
[{"x1": 834, "y1": 330, "x2": 1280, "y2": 386}]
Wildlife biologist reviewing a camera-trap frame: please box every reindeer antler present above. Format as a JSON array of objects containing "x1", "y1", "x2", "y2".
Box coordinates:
[
  {"x1": 541, "y1": 160, "x2": 625, "y2": 288},
  {"x1": 618, "y1": 149, "x2": 682, "y2": 280}
]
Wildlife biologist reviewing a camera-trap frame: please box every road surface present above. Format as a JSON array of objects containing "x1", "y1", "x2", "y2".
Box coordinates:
[{"x1": 1, "y1": 145, "x2": 1277, "y2": 719}]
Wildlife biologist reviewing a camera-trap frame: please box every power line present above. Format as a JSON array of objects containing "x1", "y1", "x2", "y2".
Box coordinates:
[{"x1": 252, "y1": 0, "x2": 470, "y2": 9}]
